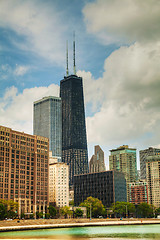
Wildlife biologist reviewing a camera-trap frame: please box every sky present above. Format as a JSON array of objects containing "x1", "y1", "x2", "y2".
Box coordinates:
[{"x1": 1, "y1": 0, "x2": 160, "y2": 169}]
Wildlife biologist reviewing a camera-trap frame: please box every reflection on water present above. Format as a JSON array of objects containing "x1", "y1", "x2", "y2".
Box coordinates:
[{"x1": 0, "y1": 224, "x2": 160, "y2": 239}]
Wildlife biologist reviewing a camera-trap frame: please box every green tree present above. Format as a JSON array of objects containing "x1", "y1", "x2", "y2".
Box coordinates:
[
  {"x1": 126, "y1": 202, "x2": 135, "y2": 217},
  {"x1": 0, "y1": 199, "x2": 7, "y2": 206},
  {"x1": 7, "y1": 209, "x2": 17, "y2": 219},
  {"x1": 48, "y1": 205, "x2": 57, "y2": 218},
  {"x1": 0, "y1": 203, "x2": 7, "y2": 220},
  {"x1": 80, "y1": 196, "x2": 105, "y2": 218},
  {"x1": 36, "y1": 211, "x2": 43, "y2": 219},
  {"x1": 45, "y1": 213, "x2": 50, "y2": 219},
  {"x1": 38, "y1": 212, "x2": 43, "y2": 219},
  {"x1": 8, "y1": 200, "x2": 18, "y2": 212},
  {"x1": 29, "y1": 214, "x2": 34, "y2": 219},
  {"x1": 111, "y1": 202, "x2": 125, "y2": 217},
  {"x1": 60, "y1": 206, "x2": 73, "y2": 219},
  {"x1": 0, "y1": 199, "x2": 18, "y2": 219},
  {"x1": 111, "y1": 202, "x2": 135, "y2": 218},
  {"x1": 155, "y1": 207, "x2": 160, "y2": 217},
  {"x1": 69, "y1": 200, "x2": 74, "y2": 206},
  {"x1": 7, "y1": 200, "x2": 18, "y2": 219},
  {"x1": 74, "y1": 208, "x2": 83, "y2": 218},
  {"x1": 137, "y1": 203, "x2": 153, "y2": 218}
]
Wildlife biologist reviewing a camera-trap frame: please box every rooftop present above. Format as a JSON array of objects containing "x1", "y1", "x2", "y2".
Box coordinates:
[
  {"x1": 110, "y1": 145, "x2": 136, "y2": 152},
  {"x1": 34, "y1": 96, "x2": 61, "y2": 104}
]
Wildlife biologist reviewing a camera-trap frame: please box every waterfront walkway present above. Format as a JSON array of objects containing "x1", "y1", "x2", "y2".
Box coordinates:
[{"x1": 0, "y1": 218, "x2": 160, "y2": 232}]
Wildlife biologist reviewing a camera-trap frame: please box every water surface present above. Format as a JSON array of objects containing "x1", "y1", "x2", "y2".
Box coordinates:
[{"x1": 0, "y1": 224, "x2": 159, "y2": 239}]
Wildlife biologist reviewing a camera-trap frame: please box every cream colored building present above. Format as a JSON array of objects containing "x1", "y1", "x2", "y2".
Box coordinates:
[
  {"x1": 49, "y1": 151, "x2": 58, "y2": 164},
  {"x1": 146, "y1": 155, "x2": 160, "y2": 208},
  {"x1": 49, "y1": 154, "x2": 69, "y2": 207}
]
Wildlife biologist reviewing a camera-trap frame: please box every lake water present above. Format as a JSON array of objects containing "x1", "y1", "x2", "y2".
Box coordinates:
[{"x1": 0, "y1": 224, "x2": 160, "y2": 239}]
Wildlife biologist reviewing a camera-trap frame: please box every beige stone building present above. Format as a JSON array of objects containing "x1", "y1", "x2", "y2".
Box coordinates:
[
  {"x1": 49, "y1": 155, "x2": 69, "y2": 207},
  {"x1": 70, "y1": 206, "x2": 87, "y2": 218},
  {"x1": 69, "y1": 188, "x2": 74, "y2": 202},
  {"x1": 146, "y1": 155, "x2": 160, "y2": 208},
  {"x1": 89, "y1": 145, "x2": 106, "y2": 173},
  {"x1": 0, "y1": 125, "x2": 49, "y2": 217},
  {"x1": 49, "y1": 151, "x2": 58, "y2": 164}
]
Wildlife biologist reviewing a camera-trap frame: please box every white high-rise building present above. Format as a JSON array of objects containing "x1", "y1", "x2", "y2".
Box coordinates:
[{"x1": 49, "y1": 153, "x2": 69, "y2": 207}]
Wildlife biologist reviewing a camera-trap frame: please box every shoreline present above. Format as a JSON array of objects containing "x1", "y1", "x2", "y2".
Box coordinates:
[{"x1": 0, "y1": 219, "x2": 160, "y2": 232}]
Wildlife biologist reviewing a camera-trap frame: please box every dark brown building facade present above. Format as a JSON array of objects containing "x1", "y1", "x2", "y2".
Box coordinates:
[
  {"x1": 0, "y1": 125, "x2": 49, "y2": 217},
  {"x1": 129, "y1": 181, "x2": 148, "y2": 204}
]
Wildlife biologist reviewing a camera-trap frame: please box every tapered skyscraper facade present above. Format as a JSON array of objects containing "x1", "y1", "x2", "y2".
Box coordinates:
[
  {"x1": 60, "y1": 75, "x2": 89, "y2": 186},
  {"x1": 89, "y1": 145, "x2": 106, "y2": 173},
  {"x1": 33, "y1": 96, "x2": 62, "y2": 160}
]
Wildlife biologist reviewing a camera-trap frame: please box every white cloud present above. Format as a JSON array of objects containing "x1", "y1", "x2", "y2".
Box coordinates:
[
  {"x1": 78, "y1": 41, "x2": 160, "y2": 148},
  {"x1": 0, "y1": 0, "x2": 66, "y2": 65},
  {"x1": 83, "y1": 0, "x2": 160, "y2": 44},
  {"x1": 0, "y1": 64, "x2": 12, "y2": 80},
  {"x1": 81, "y1": 0, "x2": 160, "y2": 152},
  {"x1": 3, "y1": 86, "x2": 18, "y2": 100},
  {"x1": 0, "y1": 84, "x2": 59, "y2": 134},
  {"x1": 14, "y1": 65, "x2": 30, "y2": 76},
  {"x1": 77, "y1": 70, "x2": 103, "y2": 112}
]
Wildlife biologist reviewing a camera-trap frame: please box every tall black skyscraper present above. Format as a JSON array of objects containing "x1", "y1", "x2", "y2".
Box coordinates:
[{"x1": 60, "y1": 74, "x2": 89, "y2": 186}]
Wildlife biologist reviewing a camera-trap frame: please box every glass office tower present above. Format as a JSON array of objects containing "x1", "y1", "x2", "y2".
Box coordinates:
[
  {"x1": 109, "y1": 145, "x2": 137, "y2": 201},
  {"x1": 33, "y1": 96, "x2": 62, "y2": 160},
  {"x1": 60, "y1": 75, "x2": 89, "y2": 186},
  {"x1": 74, "y1": 171, "x2": 127, "y2": 207}
]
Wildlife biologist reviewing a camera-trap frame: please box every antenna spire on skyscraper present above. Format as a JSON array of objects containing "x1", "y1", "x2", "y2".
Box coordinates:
[
  {"x1": 66, "y1": 40, "x2": 69, "y2": 76},
  {"x1": 73, "y1": 31, "x2": 76, "y2": 75}
]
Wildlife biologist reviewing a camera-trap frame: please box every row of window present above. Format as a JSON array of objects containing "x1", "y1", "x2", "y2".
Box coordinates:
[
  {"x1": 11, "y1": 134, "x2": 34, "y2": 142},
  {"x1": 0, "y1": 131, "x2": 9, "y2": 136}
]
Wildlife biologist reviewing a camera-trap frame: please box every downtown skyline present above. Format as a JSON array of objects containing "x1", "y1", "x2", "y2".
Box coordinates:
[{"x1": 1, "y1": 0, "x2": 160, "y2": 168}]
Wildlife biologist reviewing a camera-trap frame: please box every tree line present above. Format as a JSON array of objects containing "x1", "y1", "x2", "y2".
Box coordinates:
[
  {"x1": 79, "y1": 197, "x2": 160, "y2": 218},
  {"x1": 0, "y1": 199, "x2": 18, "y2": 220},
  {"x1": 50, "y1": 197, "x2": 160, "y2": 219},
  {"x1": 0, "y1": 197, "x2": 160, "y2": 220}
]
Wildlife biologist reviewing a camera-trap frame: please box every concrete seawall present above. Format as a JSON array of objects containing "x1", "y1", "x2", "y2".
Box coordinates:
[{"x1": 0, "y1": 219, "x2": 160, "y2": 232}]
